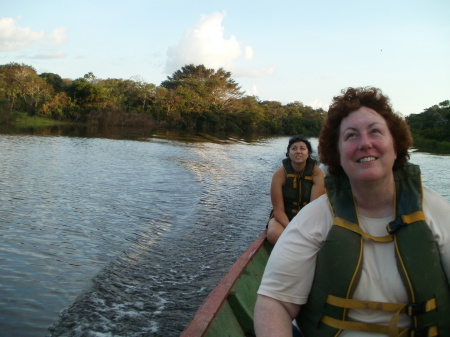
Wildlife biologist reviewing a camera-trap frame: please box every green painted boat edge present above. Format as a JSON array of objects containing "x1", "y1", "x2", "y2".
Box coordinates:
[{"x1": 180, "y1": 230, "x2": 271, "y2": 337}]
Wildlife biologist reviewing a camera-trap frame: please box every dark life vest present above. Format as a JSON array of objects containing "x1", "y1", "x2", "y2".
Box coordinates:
[
  {"x1": 282, "y1": 157, "x2": 316, "y2": 221},
  {"x1": 297, "y1": 163, "x2": 450, "y2": 337}
]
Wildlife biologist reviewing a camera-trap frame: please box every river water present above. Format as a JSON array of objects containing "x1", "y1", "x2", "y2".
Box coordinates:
[{"x1": 0, "y1": 129, "x2": 448, "y2": 337}]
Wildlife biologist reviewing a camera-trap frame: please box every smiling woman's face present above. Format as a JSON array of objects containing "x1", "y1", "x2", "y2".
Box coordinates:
[
  {"x1": 289, "y1": 141, "x2": 309, "y2": 165},
  {"x1": 338, "y1": 106, "x2": 397, "y2": 184}
]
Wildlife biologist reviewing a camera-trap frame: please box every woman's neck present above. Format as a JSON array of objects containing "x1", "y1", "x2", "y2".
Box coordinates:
[
  {"x1": 291, "y1": 161, "x2": 306, "y2": 174},
  {"x1": 351, "y1": 175, "x2": 395, "y2": 218}
]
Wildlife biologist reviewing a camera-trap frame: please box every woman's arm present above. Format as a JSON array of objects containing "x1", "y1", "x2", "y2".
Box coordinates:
[
  {"x1": 254, "y1": 295, "x2": 301, "y2": 337},
  {"x1": 423, "y1": 187, "x2": 450, "y2": 281},
  {"x1": 310, "y1": 165, "x2": 325, "y2": 201}
]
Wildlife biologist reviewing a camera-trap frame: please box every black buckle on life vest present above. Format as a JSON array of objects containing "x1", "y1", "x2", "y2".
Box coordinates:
[
  {"x1": 407, "y1": 301, "x2": 427, "y2": 316},
  {"x1": 387, "y1": 217, "x2": 406, "y2": 234},
  {"x1": 408, "y1": 327, "x2": 431, "y2": 337}
]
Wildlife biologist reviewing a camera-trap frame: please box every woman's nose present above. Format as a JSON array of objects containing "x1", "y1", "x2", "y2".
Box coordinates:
[{"x1": 359, "y1": 133, "x2": 373, "y2": 150}]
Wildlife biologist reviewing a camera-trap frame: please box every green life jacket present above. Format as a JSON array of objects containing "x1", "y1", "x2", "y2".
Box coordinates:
[
  {"x1": 297, "y1": 163, "x2": 450, "y2": 337},
  {"x1": 282, "y1": 157, "x2": 317, "y2": 221}
]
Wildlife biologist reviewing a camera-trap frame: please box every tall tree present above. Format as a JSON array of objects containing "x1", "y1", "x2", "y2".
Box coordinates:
[
  {"x1": 39, "y1": 72, "x2": 64, "y2": 92},
  {"x1": 66, "y1": 74, "x2": 108, "y2": 111},
  {"x1": 0, "y1": 62, "x2": 53, "y2": 114},
  {"x1": 161, "y1": 64, "x2": 243, "y2": 113}
]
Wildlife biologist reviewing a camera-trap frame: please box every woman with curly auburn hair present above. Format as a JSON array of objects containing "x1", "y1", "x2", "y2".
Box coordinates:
[
  {"x1": 319, "y1": 87, "x2": 413, "y2": 175},
  {"x1": 255, "y1": 87, "x2": 450, "y2": 337}
]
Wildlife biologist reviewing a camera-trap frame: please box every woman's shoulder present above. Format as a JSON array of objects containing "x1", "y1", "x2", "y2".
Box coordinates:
[
  {"x1": 423, "y1": 186, "x2": 450, "y2": 226},
  {"x1": 272, "y1": 166, "x2": 286, "y2": 180},
  {"x1": 312, "y1": 163, "x2": 326, "y2": 177},
  {"x1": 423, "y1": 186, "x2": 449, "y2": 203},
  {"x1": 423, "y1": 186, "x2": 450, "y2": 212},
  {"x1": 301, "y1": 194, "x2": 330, "y2": 214}
]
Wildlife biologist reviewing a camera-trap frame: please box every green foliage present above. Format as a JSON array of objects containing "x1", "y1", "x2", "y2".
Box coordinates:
[
  {"x1": 406, "y1": 101, "x2": 450, "y2": 153},
  {"x1": 1, "y1": 62, "x2": 447, "y2": 151},
  {"x1": 161, "y1": 64, "x2": 243, "y2": 120},
  {"x1": 0, "y1": 62, "x2": 329, "y2": 137},
  {"x1": 40, "y1": 72, "x2": 64, "y2": 92},
  {"x1": 14, "y1": 112, "x2": 70, "y2": 127},
  {"x1": 98, "y1": 77, "x2": 156, "y2": 112},
  {"x1": 38, "y1": 92, "x2": 77, "y2": 120},
  {"x1": 0, "y1": 62, "x2": 54, "y2": 114},
  {"x1": 66, "y1": 76, "x2": 109, "y2": 113},
  {"x1": 410, "y1": 133, "x2": 450, "y2": 154}
]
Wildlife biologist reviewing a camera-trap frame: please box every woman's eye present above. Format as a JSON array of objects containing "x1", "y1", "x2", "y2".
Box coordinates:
[{"x1": 345, "y1": 133, "x2": 356, "y2": 140}]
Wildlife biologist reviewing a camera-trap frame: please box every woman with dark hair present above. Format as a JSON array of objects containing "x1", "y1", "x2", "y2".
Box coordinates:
[
  {"x1": 255, "y1": 87, "x2": 450, "y2": 336},
  {"x1": 267, "y1": 136, "x2": 325, "y2": 245}
]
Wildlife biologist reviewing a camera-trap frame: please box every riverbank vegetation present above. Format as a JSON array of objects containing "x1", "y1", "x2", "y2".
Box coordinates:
[
  {"x1": 406, "y1": 101, "x2": 450, "y2": 154},
  {"x1": 0, "y1": 62, "x2": 325, "y2": 137},
  {"x1": 0, "y1": 62, "x2": 448, "y2": 153}
]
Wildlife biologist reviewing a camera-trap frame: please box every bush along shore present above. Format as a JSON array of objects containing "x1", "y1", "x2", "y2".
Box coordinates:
[{"x1": 0, "y1": 62, "x2": 449, "y2": 153}]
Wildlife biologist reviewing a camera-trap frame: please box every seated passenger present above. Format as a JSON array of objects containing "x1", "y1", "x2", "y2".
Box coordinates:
[{"x1": 267, "y1": 136, "x2": 325, "y2": 245}]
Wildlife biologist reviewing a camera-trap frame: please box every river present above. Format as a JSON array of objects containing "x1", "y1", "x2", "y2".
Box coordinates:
[{"x1": 0, "y1": 129, "x2": 448, "y2": 337}]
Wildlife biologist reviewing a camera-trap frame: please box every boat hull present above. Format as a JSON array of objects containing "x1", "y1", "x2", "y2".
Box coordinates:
[{"x1": 181, "y1": 231, "x2": 272, "y2": 337}]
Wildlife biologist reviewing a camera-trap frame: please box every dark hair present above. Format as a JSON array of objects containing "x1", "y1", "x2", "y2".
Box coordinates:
[
  {"x1": 286, "y1": 136, "x2": 313, "y2": 157},
  {"x1": 318, "y1": 87, "x2": 413, "y2": 175}
]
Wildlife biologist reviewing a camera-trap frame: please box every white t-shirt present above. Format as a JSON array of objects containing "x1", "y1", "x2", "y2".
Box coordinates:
[{"x1": 258, "y1": 187, "x2": 450, "y2": 337}]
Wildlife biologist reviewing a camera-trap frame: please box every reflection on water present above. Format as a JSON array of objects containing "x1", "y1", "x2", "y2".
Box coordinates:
[
  {"x1": 0, "y1": 127, "x2": 448, "y2": 337},
  {"x1": 0, "y1": 123, "x2": 267, "y2": 143}
]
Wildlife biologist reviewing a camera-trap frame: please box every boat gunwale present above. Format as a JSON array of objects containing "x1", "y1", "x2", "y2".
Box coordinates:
[{"x1": 180, "y1": 230, "x2": 267, "y2": 337}]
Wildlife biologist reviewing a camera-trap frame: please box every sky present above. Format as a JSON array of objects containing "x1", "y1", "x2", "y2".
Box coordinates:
[{"x1": 1, "y1": 0, "x2": 449, "y2": 116}]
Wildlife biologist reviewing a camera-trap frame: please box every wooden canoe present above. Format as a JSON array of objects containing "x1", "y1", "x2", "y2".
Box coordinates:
[{"x1": 180, "y1": 231, "x2": 272, "y2": 337}]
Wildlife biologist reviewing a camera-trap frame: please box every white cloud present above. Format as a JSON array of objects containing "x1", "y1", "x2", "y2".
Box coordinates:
[
  {"x1": 31, "y1": 51, "x2": 67, "y2": 59},
  {"x1": 0, "y1": 17, "x2": 67, "y2": 52},
  {"x1": 51, "y1": 27, "x2": 68, "y2": 46},
  {"x1": 165, "y1": 11, "x2": 273, "y2": 79},
  {"x1": 309, "y1": 98, "x2": 328, "y2": 110},
  {"x1": 166, "y1": 12, "x2": 240, "y2": 72},
  {"x1": 0, "y1": 17, "x2": 45, "y2": 51},
  {"x1": 244, "y1": 46, "x2": 253, "y2": 60},
  {"x1": 245, "y1": 84, "x2": 259, "y2": 97}
]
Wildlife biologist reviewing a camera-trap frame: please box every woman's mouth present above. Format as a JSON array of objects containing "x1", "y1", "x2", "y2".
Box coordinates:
[{"x1": 357, "y1": 156, "x2": 377, "y2": 163}]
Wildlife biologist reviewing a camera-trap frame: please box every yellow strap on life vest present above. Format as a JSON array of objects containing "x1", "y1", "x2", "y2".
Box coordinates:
[
  {"x1": 326, "y1": 295, "x2": 437, "y2": 316},
  {"x1": 407, "y1": 298, "x2": 437, "y2": 316},
  {"x1": 286, "y1": 173, "x2": 313, "y2": 189},
  {"x1": 286, "y1": 173, "x2": 312, "y2": 180},
  {"x1": 324, "y1": 295, "x2": 439, "y2": 337},
  {"x1": 326, "y1": 295, "x2": 406, "y2": 312},
  {"x1": 334, "y1": 211, "x2": 426, "y2": 241},
  {"x1": 423, "y1": 326, "x2": 439, "y2": 337},
  {"x1": 401, "y1": 210, "x2": 426, "y2": 225},
  {"x1": 286, "y1": 173, "x2": 298, "y2": 188},
  {"x1": 333, "y1": 217, "x2": 393, "y2": 242},
  {"x1": 386, "y1": 210, "x2": 427, "y2": 232},
  {"x1": 322, "y1": 315, "x2": 439, "y2": 337},
  {"x1": 321, "y1": 315, "x2": 410, "y2": 336}
]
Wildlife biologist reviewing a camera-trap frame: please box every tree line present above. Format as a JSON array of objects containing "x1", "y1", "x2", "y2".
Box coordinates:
[
  {"x1": 0, "y1": 62, "x2": 326, "y2": 136},
  {"x1": 1, "y1": 62, "x2": 448, "y2": 152},
  {"x1": 406, "y1": 100, "x2": 450, "y2": 153}
]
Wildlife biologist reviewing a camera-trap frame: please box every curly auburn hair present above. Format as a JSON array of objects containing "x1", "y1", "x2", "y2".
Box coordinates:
[{"x1": 318, "y1": 87, "x2": 413, "y2": 176}]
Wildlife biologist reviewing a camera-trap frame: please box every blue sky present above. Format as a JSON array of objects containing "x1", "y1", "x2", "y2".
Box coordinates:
[{"x1": 1, "y1": 0, "x2": 449, "y2": 116}]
